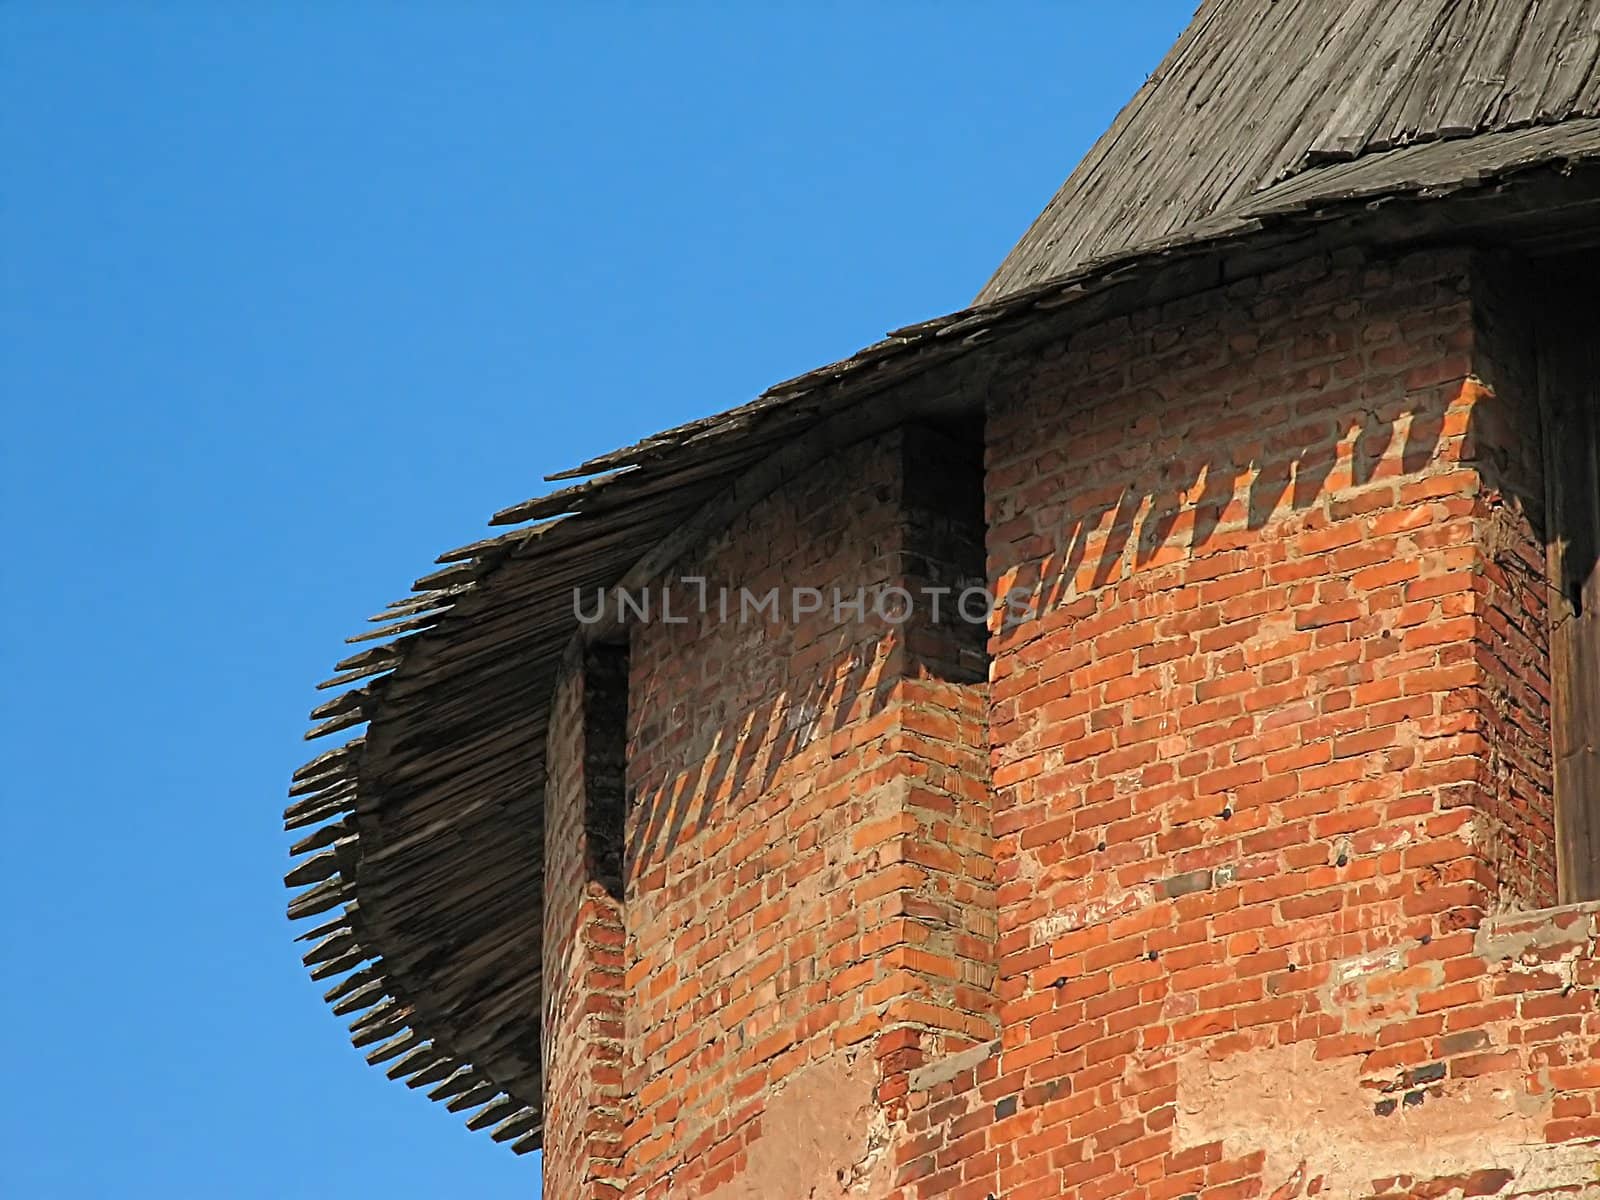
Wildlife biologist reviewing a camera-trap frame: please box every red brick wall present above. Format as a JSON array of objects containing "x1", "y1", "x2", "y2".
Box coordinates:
[
  {"x1": 895, "y1": 247, "x2": 1590, "y2": 1199},
  {"x1": 541, "y1": 246, "x2": 1597, "y2": 1198},
  {"x1": 902, "y1": 901, "x2": 1600, "y2": 1200},
  {"x1": 617, "y1": 428, "x2": 996, "y2": 1199}
]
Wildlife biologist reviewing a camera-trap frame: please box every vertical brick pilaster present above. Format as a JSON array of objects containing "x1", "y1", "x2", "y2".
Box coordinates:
[
  {"x1": 1464, "y1": 255, "x2": 1556, "y2": 909},
  {"x1": 543, "y1": 644, "x2": 629, "y2": 1200},
  {"x1": 879, "y1": 426, "x2": 997, "y2": 1110}
]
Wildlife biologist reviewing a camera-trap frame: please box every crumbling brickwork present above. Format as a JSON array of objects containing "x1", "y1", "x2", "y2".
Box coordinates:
[{"x1": 540, "y1": 247, "x2": 1599, "y2": 1198}]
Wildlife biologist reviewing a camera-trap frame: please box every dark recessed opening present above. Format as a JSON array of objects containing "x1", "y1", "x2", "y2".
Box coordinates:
[
  {"x1": 1528, "y1": 254, "x2": 1600, "y2": 903},
  {"x1": 584, "y1": 642, "x2": 629, "y2": 903},
  {"x1": 901, "y1": 418, "x2": 990, "y2": 685}
]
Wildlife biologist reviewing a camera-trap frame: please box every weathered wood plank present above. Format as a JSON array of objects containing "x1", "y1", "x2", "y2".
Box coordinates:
[{"x1": 1540, "y1": 273, "x2": 1600, "y2": 903}]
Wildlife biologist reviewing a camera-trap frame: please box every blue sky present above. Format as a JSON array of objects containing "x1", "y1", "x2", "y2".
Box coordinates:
[{"x1": 1, "y1": 5, "x2": 1191, "y2": 1196}]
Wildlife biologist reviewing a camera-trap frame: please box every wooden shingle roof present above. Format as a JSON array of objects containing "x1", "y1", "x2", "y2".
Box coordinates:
[
  {"x1": 980, "y1": 0, "x2": 1600, "y2": 301},
  {"x1": 284, "y1": 0, "x2": 1600, "y2": 1157}
]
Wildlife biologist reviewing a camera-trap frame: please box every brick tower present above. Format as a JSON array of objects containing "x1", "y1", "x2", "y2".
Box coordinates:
[{"x1": 287, "y1": 2, "x2": 1600, "y2": 1196}]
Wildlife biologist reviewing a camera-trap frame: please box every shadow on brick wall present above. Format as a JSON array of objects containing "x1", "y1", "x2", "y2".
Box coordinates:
[
  {"x1": 626, "y1": 639, "x2": 891, "y2": 883},
  {"x1": 1013, "y1": 382, "x2": 1468, "y2": 618}
]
